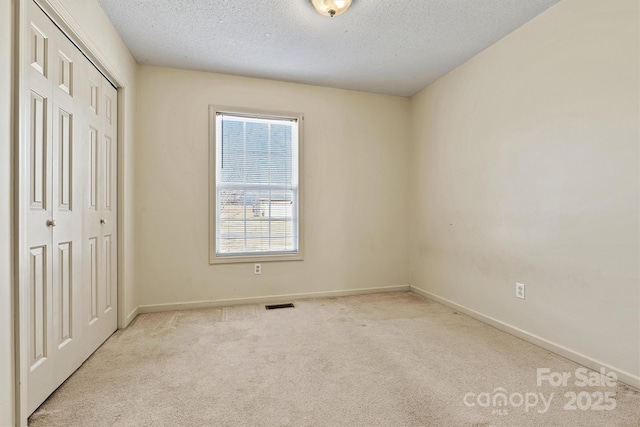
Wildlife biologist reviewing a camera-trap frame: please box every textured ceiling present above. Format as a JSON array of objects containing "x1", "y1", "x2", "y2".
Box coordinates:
[{"x1": 97, "y1": 0, "x2": 560, "y2": 97}]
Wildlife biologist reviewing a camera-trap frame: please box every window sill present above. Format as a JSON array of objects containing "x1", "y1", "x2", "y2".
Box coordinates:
[{"x1": 209, "y1": 252, "x2": 304, "y2": 265}]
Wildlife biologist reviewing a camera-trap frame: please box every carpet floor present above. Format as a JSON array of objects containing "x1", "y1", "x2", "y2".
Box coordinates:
[{"x1": 29, "y1": 292, "x2": 640, "y2": 426}]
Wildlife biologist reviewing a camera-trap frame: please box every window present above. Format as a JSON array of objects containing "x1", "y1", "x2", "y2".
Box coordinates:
[{"x1": 209, "y1": 106, "x2": 303, "y2": 263}]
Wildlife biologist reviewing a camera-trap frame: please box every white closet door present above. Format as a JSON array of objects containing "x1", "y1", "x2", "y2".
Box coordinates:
[
  {"x1": 48, "y1": 15, "x2": 87, "y2": 389},
  {"x1": 83, "y1": 65, "x2": 118, "y2": 356},
  {"x1": 22, "y1": 0, "x2": 117, "y2": 414}
]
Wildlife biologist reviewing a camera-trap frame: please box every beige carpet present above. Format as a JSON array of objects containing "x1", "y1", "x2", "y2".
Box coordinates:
[{"x1": 29, "y1": 292, "x2": 639, "y2": 426}]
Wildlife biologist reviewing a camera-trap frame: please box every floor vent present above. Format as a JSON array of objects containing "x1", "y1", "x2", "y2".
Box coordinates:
[{"x1": 265, "y1": 303, "x2": 295, "y2": 310}]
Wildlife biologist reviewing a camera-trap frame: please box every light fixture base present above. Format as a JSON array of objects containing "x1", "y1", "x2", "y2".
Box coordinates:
[{"x1": 311, "y1": 0, "x2": 352, "y2": 18}]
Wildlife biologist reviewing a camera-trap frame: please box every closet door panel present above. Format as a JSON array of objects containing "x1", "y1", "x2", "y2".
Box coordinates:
[
  {"x1": 83, "y1": 68, "x2": 118, "y2": 357},
  {"x1": 102, "y1": 80, "x2": 117, "y2": 319},
  {"x1": 24, "y1": 2, "x2": 55, "y2": 412},
  {"x1": 49, "y1": 29, "x2": 86, "y2": 385},
  {"x1": 83, "y1": 64, "x2": 102, "y2": 347}
]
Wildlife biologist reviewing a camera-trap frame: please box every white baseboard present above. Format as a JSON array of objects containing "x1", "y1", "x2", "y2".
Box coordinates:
[
  {"x1": 410, "y1": 285, "x2": 640, "y2": 390},
  {"x1": 136, "y1": 285, "x2": 411, "y2": 314},
  {"x1": 124, "y1": 306, "x2": 139, "y2": 328}
]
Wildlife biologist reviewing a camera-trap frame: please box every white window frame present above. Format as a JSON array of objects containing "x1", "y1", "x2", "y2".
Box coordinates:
[{"x1": 209, "y1": 105, "x2": 304, "y2": 264}]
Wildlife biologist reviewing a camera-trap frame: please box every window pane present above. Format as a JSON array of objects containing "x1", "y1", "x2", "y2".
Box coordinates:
[
  {"x1": 219, "y1": 189, "x2": 244, "y2": 221},
  {"x1": 221, "y1": 120, "x2": 245, "y2": 184},
  {"x1": 246, "y1": 122, "x2": 269, "y2": 184},
  {"x1": 219, "y1": 238, "x2": 244, "y2": 254},
  {"x1": 268, "y1": 238, "x2": 287, "y2": 252},
  {"x1": 246, "y1": 237, "x2": 269, "y2": 252},
  {"x1": 219, "y1": 219, "x2": 245, "y2": 236}
]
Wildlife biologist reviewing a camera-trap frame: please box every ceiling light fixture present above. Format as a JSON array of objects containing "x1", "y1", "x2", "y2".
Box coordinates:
[{"x1": 311, "y1": 0, "x2": 352, "y2": 17}]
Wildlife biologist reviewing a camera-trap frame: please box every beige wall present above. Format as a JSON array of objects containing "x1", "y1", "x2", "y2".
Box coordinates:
[
  {"x1": 409, "y1": 0, "x2": 639, "y2": 383},
  {"x1": 1, "y1": 0, "x2": 15, "y2": 424},
  {"x1": 136, "y1": 66, "x2": 410, "y2": 307}
]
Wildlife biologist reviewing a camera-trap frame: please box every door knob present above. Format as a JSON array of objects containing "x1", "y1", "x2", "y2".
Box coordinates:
[
  {"x1": 46, "y1": 219, "x2": 56, "y2": 227},
  {"x1": 100, "y1": 218, "x2": 107, "y2": 224}
]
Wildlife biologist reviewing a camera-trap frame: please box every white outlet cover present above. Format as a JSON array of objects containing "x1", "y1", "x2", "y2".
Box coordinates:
[{"x1": 516, "y1": 283, "x2": 525, "y2": 299}]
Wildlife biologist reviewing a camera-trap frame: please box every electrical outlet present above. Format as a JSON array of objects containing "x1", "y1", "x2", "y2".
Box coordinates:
[
  {"x1": 516, "y1": 283, "x2": 525, "y2": 299},
  {"x1": 254, "y1": 263, "x2": 262, "y2": 275}
]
